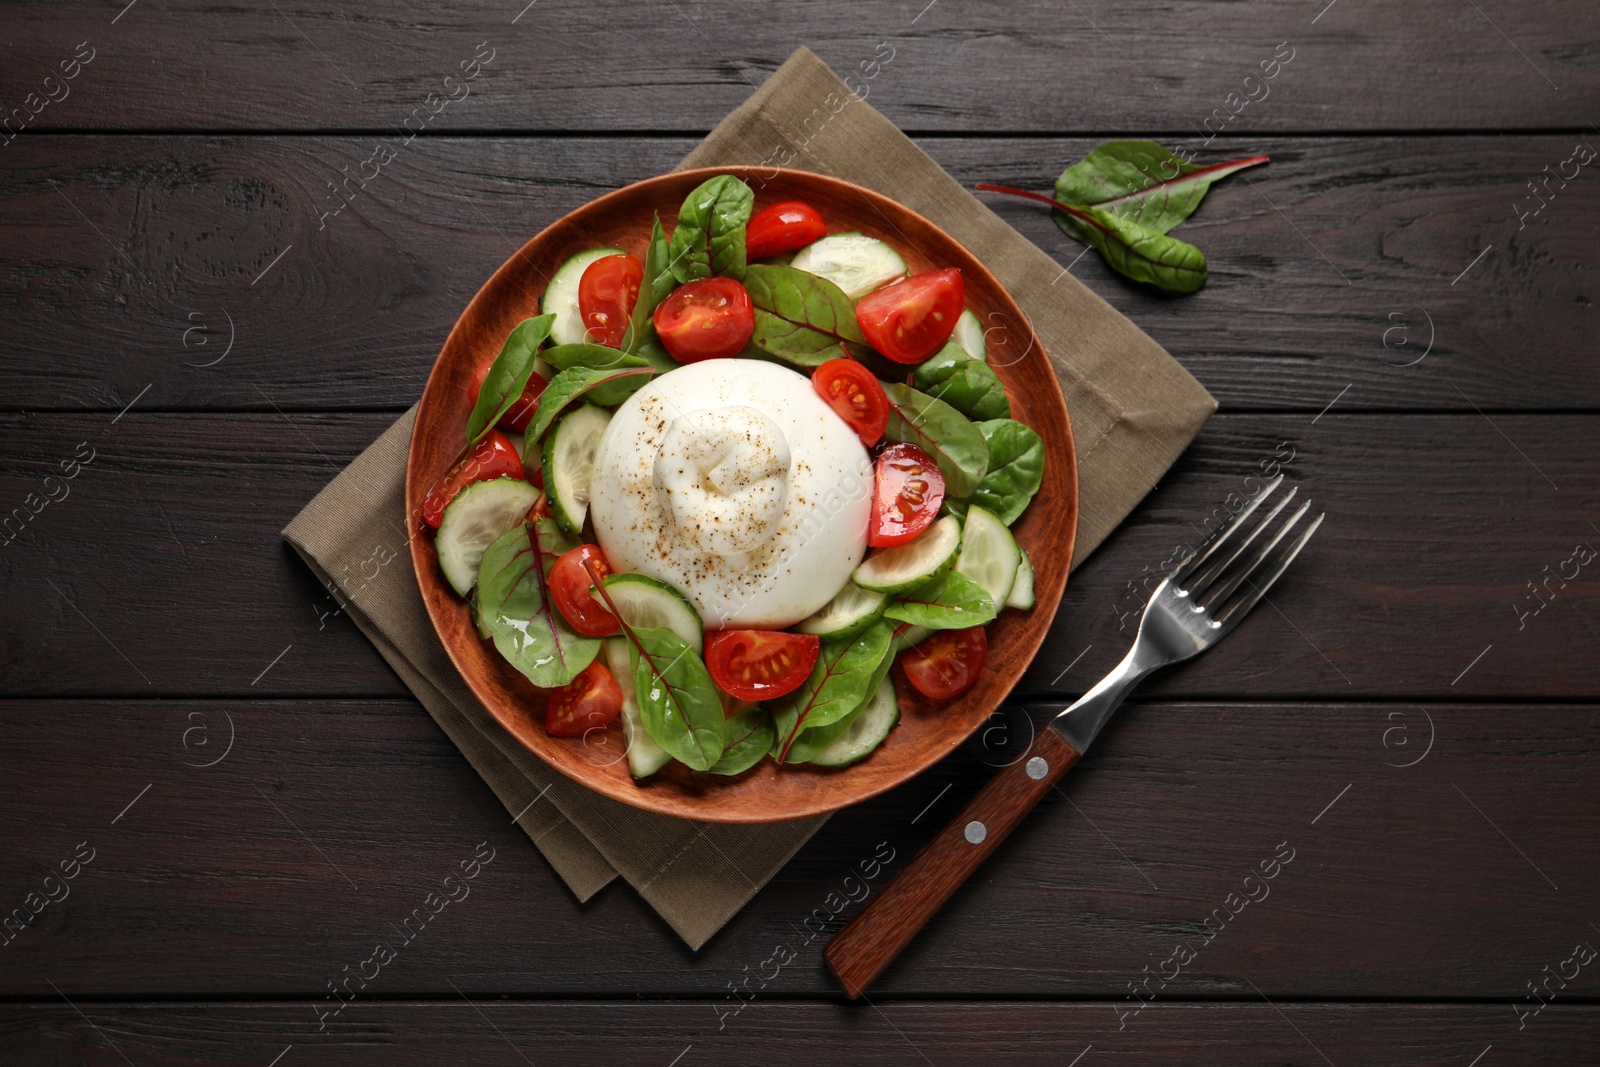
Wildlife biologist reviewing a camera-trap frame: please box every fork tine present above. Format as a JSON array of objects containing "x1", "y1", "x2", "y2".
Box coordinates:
[
  {"x1": 1170, "y1": 474, "x2": 1284, "y2": 586},
  {"x1": 1187, "y1": 486, "x2": 1298, "y2": 598},
  {"x1": 1214, "y1": 511, "x2": 1325, "y2": 626},
  {"x1": 1202, "y1": 500, "x2": 1310, "y2": 610}
]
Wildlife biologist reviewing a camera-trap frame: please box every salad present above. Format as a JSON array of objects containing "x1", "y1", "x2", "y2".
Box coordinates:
[{"x1": 422, "y1": 173, "x2": 1046, "y2": 780}]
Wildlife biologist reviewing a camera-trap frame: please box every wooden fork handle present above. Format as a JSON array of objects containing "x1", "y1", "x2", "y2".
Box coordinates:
[{"x1": 824, "y1": 726, "x2": 1082, "y2": 999}]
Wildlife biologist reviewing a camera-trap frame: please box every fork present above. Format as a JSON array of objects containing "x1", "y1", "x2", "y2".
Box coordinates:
[{"x1": 824, "y1": 475, "x2": 1323, "y2": 999}]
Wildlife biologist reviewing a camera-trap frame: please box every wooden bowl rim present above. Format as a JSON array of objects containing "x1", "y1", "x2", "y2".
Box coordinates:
[{"x1": 406, "y1": 165, "x2": 1077, "y2": 822}]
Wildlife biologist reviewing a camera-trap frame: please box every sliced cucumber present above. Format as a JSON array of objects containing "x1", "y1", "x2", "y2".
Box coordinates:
[
  {"x1": 1006, "y1": 549, "x2": 1036, "y2": 609},
  {"x1": 542, "y1": 247, "x2": 627, "y2": 346},
  {"x1": 956, "y1": 504, "x2": 1020, "y2": 609},
  {"x1": 808, "y1": 677, "x2": 899, "y2": 767},
  {"x1": 893, "y1": 622, "x2": 932, "y2": 653},
  {"x1": 436, "y1": 478, "x2": 542, "y2": 596},
  {"x1": 853, "y1": 515, "x2": 961, "y2": 594},
  {"x1": 789, "y1": 233, "x2": 907, "y2": 299},
  {"x1": 953, "y1": 309, "x2": 987, "y2": 361},
  {"x1": 606, "y1": 637, "x2": 671, "y2": 779},
  {"x1": 600, "y1": 573, "x2": 703, "y2": 651},
  {"x1": 520, "y1": 434, "x2": 543, "y2": 482},
  {"x1": 796, "y1": 583, "x2": 888, "y2": 640},
  {"x1": 543, "y1": 404, "x2": 611, "y2": 536}
]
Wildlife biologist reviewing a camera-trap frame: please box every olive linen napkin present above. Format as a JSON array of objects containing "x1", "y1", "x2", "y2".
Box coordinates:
[{"x1": 283, "y1": 46, "x2": 1214, "y2": 951}]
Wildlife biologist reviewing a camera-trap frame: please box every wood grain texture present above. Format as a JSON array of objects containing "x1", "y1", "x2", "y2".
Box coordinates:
[
  {"x1": 406, "y1": 166, "x2": 1074, "y2": 823},
  {"x1": 0, "y1": 135, "x2": 1594, "y2": 414},
  {"x1": 0, "y1": 4, "x2": 1594, "y2": 1049},
  {"x1": 2, "y1": 699, "x2": 1594, "y2": 997},
  {"x1": 826, "y1": 727, "x2": 1081, "y2": 998},
  {"x1": 3, "y1": 1001, "x2": 1597, "y2": 1065},
  {"x1": 1, "y1": 1, "x2": 1595, "y2": 131},
  {"x1": 1, "y1": 413, "x2": 1593, "y2": 700}
]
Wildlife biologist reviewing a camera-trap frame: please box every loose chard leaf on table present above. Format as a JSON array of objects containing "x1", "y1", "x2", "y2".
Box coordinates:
[
  {"x1": 465, "y1": 314, "x2": 556, "y2": 445},
  {"x1": 771, "y1": 620, "x2": 893, "y2": 763},
  {"x1": 881, "y1": 382, "x2": 990, "y2": 498},
  {"x1": 883, "y1": 570, "x2": 998, "y2": 629},
  {"x1": 976, "y1": 143, "x2": 1266, "y2": 294},
  {"x1": 668, "y1": 175, "x2": 754, "y2": 283},
  {"x1": 1054, "y1": 140, "x2": 1269, "y2": 234},
  {"x1": 743, "y1": 264, "x2": 867, "y2": 366},
  {"x1": 621, "y1": 212, "x2": 675, "y2": 354},
  {"x1": 912, "y1": 342, "x2": 1011, "y2": 421},
  {"x1": 628, "y1": 626, "x2": 726, "y2": 771},
  {"x1": 526, "y1": 365, "x2": 655, "y2": 441},
  {"x1": 706, "y1": 706, "x2": 775, "y2": 776},
  {"x1": 949, "y1": 418, "x2": 1045, "y2": 525},
  {"x1": 1058, "y1": 202, "x2": 1209, "y2": 293},
  {"x1": 477, "y1": 520, "x2": 601, "y2": 689}
]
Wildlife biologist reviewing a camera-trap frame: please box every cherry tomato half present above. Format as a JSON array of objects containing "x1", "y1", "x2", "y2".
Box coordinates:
[
  {"x1": 705, "y1": 629, "x2": 820, "y2": 702},
  {"x1": 578, "y1": 252, "x2": 643, "y2": 348},
  {"x1": 813, "y1": 357, "x2": 889, "y2": 447},
  {"x1": 421, "y1": 430, "x2": 525, "y2": 528},
  {"x1": 550, "y1": 544, "x2": 619, "y2": 637},
  {"x1": 745, "y1": 200, "x2": 827, "y2": 260},
  {"x1": 653, "y1": 277, "x2": 755, "y2": 362},
  {"x1": 900, "y1": 626, "x2": 987, "y2": 700},
  {"x1": 854, "y1": 267, "x2": 965, "y2": 364},
  {"x1": 468, "y1": 359, "x2": 549, "y2": 434},
  {"x1": 870, "y1": 443, "x2": 945, "y2": 547},
  {"x1": 545, "y1": 660, "x2": 624, "y2": 737}
]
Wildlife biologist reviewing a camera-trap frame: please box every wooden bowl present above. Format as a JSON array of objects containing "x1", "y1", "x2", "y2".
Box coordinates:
[{"x1": 407, "y1": 167, "x2": 1077, "y2": 823}]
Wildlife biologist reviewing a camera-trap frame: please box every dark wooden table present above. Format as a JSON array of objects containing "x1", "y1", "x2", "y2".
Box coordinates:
[{"x1": 3, "y1": 2, "x2": 1597, "y2": 1062}]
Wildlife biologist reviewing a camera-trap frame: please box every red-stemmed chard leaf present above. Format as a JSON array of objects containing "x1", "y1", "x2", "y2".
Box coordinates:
[
  {"x1": 977, "y1": 184, "x2": 1210, "y2": 294},
  {"x1": 585, "y1": 561, "x2": 725, "y2": 771}
]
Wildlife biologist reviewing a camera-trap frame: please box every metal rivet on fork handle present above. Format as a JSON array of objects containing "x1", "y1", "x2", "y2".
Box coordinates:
[{"x1": 964, "y1": 821, "x2": 987, "y2": 844}]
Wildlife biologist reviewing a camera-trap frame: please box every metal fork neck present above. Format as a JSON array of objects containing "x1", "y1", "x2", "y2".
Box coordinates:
[{"x1": 1048, "y1": 643, "x2": 1161, "y2": 754}]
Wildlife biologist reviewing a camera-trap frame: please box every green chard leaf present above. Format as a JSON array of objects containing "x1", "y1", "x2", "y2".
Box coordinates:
[
  {"x1": 883, "y1": 570, "x2": 998, "y2": 629},
  {"x1": 978, "y1": 139, "x2": 1267, "y2": 295},
  {"x1": 706, "y1": 706, "x2": 775, "y2": 776},
  {"x1": 1054, "y1": 140, "x2": 1270, "y2": 234},
  {"x1": 1055, "y1": 203, "x2": 1209, "y2": 293},
  {"x1": 526, "y1": 365, "x2": 655, "y2": 441},
  {"x1": 771, "y1": 620, "x2": 893, "y2": 763},
  {"x1": 466, "y1": 314, "x2": 556, "y2": 445},
  {"x1": 948, "y1": 419, "x2": 1046, "y2": 525},
  {"x1": 743, "y1": 263, "x2": 867, "y2": 366},
  {"x1": 628, "y1": 625, "x2": 726, "y2": 771},
  {"x1": 781, "y1": 635, "x2": 897, "y2": 764},
  {"x1": 632, "y1": 340, "x2": 678, "y2": 373},
  {"x1": 668, "y1": 175, "x2": 754, "y2": 283},
  {"x1": 541, "y1": 343, "x2": 650, "y2": 373},
  {"x1": 881, "y1": 382, "x2": 990, "y2": 498},
  {"x1": 621, "y1": 212, "x2": 674, "y2": 353},
  {"x1": 912, "y1": 342, "x2": 1011, "y2": 421},
  {"x1": 476, "y1": 519, "x2": 601, "y2": 689}
]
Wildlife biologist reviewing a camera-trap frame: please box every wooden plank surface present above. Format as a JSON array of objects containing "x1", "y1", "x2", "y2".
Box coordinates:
[
  {"x1": 1, "y1": 413, "x2": 1592, "y2": 701},
  {"x1": 2, "y1": 1, "x2": 1595, "y2": 132},
  {"x1": 2, "y1": 0, "x2": 1596, "y2": 1057},
  {"x1": 0, "y1": 135, "x2": 1594, "y2": 414},
  {"x1": 3, "y1": 1002, "x2": 1594, "y2": 1065},
  {"x1": 1, "y1": 698, "x2": 1593, "y2": 997}
]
